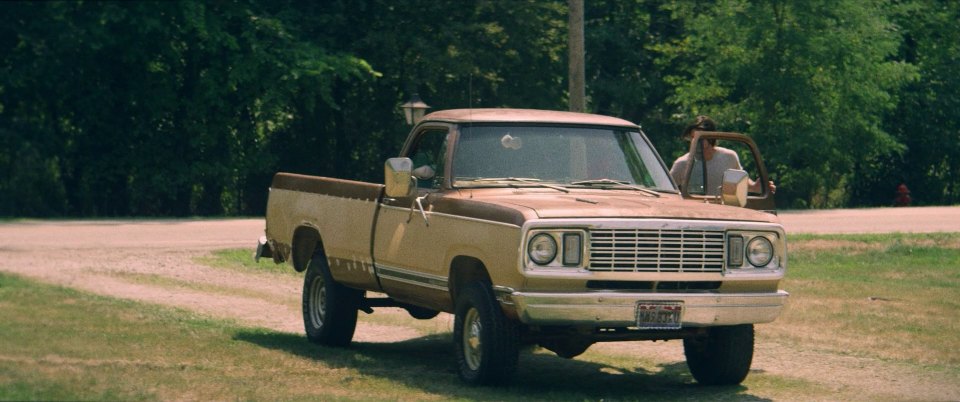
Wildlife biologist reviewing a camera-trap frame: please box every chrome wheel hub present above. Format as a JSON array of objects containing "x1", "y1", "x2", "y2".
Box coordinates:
[
  {"x1": 463, "y1": 307, "x2": 482, "y2": 370},
  {"x1": 309, "y1": 276, "x2": 326, "y2": 328}
]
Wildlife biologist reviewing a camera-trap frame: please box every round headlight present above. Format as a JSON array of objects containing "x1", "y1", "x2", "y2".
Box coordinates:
[
  {"x1": 528, "y1": 233, "x2": 558, "y2": 265},
  {"x1": 746, "y1": 236, "x2": 774, "y2": 267}
]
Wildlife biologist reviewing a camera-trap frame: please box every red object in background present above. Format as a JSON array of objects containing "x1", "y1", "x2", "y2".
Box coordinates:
[{"x1": 894, "y1": 183, "x2": 911, "y2": 207}]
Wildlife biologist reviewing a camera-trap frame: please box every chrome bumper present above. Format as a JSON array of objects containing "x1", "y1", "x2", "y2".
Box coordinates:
[{"x1": 506, "y1": 290, "x2": 789, "y2": 327}]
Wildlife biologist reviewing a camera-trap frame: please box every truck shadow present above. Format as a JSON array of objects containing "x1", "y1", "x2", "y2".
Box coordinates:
[{"x1": 233, "y1": 329, "x2": 771, "y2": 401}]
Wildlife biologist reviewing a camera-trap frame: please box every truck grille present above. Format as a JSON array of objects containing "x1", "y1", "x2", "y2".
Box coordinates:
[{"x1": 589, "y1": 229, "x2": 725, "y2": 273}]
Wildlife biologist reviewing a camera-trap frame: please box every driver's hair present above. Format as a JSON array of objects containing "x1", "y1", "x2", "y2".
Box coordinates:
[{"x1": 681, "y1": 115, "x2": 717, "y2": 140}]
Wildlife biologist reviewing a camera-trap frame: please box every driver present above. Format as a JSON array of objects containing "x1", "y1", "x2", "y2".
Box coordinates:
[{"x1": 670, "y1": 115, "x2": 775, "y2": 195}]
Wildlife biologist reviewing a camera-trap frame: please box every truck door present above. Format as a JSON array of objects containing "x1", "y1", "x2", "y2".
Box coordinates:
[
  {"x1": 372, "y1": 126, "x2": 452, "y2": 307},
  {"x1": 672, "y1": 132, "x2": 777, "y2": 213}
]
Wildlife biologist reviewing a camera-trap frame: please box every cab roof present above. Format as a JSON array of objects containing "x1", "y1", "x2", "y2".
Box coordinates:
[{"x1": 420, "y1": 108, "x2": 639, "y2": 129}]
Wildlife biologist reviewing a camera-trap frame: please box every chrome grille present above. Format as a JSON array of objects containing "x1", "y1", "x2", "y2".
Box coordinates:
[{"x1": 589, "y1": 229, "x2": 725, "y2": 273}]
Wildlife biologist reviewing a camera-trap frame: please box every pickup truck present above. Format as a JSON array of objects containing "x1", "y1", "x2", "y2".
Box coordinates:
[{"x1": 256, "y1": 108, "x2": 788, "y2": 386}]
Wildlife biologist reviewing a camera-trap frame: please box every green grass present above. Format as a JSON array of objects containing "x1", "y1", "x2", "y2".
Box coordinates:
[
  {"x1": 3, "y1": 233, "x2": 959, "y2": 400},
  {"x1": 0, "y1": 272, "x2": 842, "y2": 401},
  {"x1": 194, "y1": 248, "x2": 299, "y2": 276},
  {"x1": 199, "y1": 233, "x2": 960, "y2": 369},
  {"x1": 768, "y1": 233, "x2": 960, "y2": 368},
  {"x1": 105, "y1": 270, "x2": 296, "y2": 305}
]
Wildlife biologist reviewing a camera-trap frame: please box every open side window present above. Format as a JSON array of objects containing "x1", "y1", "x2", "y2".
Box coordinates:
[
  {"x1": 673, "y1": 132, "x2": 776, "y2": 212},
  {"x1": 406, "y1": 128, "x2": 450, "y2": 190},
  {"x1": 383, "y1": 125, "x2": 452, "y2": 209}
]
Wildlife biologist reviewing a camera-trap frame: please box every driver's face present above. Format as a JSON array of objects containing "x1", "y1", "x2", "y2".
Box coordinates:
[{"x1": 690, "y1": 132, "x2": 717, "y2": 159}]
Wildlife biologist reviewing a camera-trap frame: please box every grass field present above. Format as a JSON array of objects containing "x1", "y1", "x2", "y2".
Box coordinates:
[
  {"x1": 1, "y1": 233, "x2": 958, "y2": 400},
  {"x1": 770, "y1": 233, "x2": 960, "y2": 367}
]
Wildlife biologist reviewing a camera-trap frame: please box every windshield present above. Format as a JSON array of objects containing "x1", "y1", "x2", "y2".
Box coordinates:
[{"x1": 452, "y1": 125, "x2": 675, "y2": 191}]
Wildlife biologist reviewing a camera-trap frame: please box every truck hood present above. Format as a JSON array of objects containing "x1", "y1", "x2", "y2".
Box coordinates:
[{"x1": 454, "y1": 189, "x2": 780, "y2": 224}]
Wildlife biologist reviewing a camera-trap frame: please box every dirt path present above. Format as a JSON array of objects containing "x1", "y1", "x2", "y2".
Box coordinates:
[
  {"x1": 0, "y1": 219, "x2": 419, "y2": 343},
  {"x1": 1, "y1": 213, "x2": 958, "y2": 400},
  {"x1": 778, "y1": 205, "x2": 960, "y2": 234}
]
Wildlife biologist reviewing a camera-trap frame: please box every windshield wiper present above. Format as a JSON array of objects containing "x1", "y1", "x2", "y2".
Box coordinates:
[
  {"x1": 569, "y1": 179, "x2": 661, "y2": 197},
  {"x1": 472, "y1": 177, "x2": 570, "y2": 193}
]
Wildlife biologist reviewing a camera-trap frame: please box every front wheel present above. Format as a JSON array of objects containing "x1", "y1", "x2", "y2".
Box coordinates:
[
  {"x1": 302, "y1": 250, "x2": 361, "y2": 347},
  {"x1": 683, "y1": 324, "x2": 754, "y2": 385},
  {"x1": 453, "y1": 282, "x2": 520, "y2": 385}
]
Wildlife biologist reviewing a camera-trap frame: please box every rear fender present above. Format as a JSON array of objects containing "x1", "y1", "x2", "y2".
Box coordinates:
[{"x1": 292, "y1": 225, "x2": 322, "y2": 272}]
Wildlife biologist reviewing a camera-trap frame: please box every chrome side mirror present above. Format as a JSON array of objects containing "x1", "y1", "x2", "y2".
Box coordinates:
[
  {"x1": 385, "y1": 157, "x2": 416, "y2": 198},
  {"x1": 721, "y1": 169, "x2": 748, "y2": 207}
]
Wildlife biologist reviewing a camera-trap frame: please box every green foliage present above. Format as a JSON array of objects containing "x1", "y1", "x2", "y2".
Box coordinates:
[
  {"x1": 662, "y1": 0, "x2": 917, "y2": 208},
  {"x1": 271, "y1": 0, "x2": 569, "y2": 184},
  {"x1": 0, "y1": 0, "x2": 958, "y2": 215},
  {"x1": 0, "y1": 1, "x2": 375, "y2": 216},
  {"x1": 584, "y1": 0, "x2": 690, "y2": 156},
  {"x1": 854, "y1": 0, "x2": 960, "y2": 206}
]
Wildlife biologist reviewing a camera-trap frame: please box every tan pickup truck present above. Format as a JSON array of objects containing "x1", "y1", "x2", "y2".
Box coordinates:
[{"x1": 256, "y1": 108, "x2": 788, "y2": 386}]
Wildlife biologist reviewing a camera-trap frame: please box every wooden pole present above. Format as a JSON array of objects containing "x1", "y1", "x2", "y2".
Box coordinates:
[{"x1": 568, "y1": 0, "x2": 586, "y2": 112}]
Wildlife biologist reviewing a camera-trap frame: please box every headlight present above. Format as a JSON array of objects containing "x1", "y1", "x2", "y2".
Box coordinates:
[
  {"x1": 725, "y1": 231, "x2": 782, "y2": 272},
  {"x1": 528, "y1": 233, "x2": 558, "y2": 265},
  {"x1": 746, "y1": 236, "x2": 774, "y2": 267}
]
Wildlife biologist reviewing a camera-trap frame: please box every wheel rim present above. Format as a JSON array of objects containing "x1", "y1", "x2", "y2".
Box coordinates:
[
  {"x1": 462, "y1": 307, "x2": 482, "y2": 371},
  {"x1": 309, "y1": 275, "x2": 326, "y2": 329}
]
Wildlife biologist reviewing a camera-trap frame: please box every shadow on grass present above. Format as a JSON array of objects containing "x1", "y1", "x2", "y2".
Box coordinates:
[{"x1": 233, "y1": 330, "x2": 770, "y2": 401}]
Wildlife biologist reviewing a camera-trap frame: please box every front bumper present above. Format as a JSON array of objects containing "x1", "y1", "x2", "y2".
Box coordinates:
[{"x1": 506, "y1": 290, "x2": 788, "y2": 327}]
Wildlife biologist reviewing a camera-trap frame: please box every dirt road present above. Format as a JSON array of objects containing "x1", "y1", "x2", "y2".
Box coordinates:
[
  {"x1": 1, "y1": 208, "x2": 958, "y2": 400},
  {"x1": 779, "y1": 205, "x2": 960, "y2": 234}
]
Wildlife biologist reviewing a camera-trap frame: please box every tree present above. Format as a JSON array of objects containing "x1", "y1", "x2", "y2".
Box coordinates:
[
  {"x1": 583, "y1": 0, "x2": 690, "y2": 157},
  {"x1": 662, "y1": 0, "x2": 916, "y2": 208},
  {"x1": 4, "y1": 0, "x2": 956, "y2": 215},
  {"x1": 0, "y1": 1, "x2": 374, "y2": 216},
  {"x1": 859, "y1": 0, "x2": 960, "y2": 206},
  {"x1": 269, "y1": 0, "x2": 569, "y2": 185}
]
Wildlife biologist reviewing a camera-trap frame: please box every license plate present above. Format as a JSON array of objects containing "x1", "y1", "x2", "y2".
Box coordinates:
[{"x1": 635, "y1": 301, "x2": 683, "y2": 329}]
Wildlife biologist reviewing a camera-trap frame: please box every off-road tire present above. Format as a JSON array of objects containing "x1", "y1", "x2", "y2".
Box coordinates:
[
  {"x1": 453, "y1": 282, "x2": 520, "y2": 385},
  {"x1": 683, "y1": 324, "x2": 754, "y2": 386},
  {"x1": 302, "y1": 250, "x2": 361, "y2": 347}
]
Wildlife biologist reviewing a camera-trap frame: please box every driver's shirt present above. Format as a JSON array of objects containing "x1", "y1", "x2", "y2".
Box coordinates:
[{"x1": 670, "y1": 146, "x2": 741, "y2": 196}]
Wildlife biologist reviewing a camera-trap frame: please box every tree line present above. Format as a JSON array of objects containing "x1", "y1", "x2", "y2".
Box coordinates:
[{"x1": 1, "y1": 0, "x2": 957, "y2": 217}]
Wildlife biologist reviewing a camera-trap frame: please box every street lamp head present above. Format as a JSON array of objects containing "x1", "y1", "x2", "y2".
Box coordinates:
[{"x1": 401, "y1": 93, "x2": 430, "y2": 125}]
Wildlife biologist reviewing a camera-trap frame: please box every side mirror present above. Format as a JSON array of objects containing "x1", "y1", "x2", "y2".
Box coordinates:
[
  {"x1": 721, "y1": 169, "x2": 748, "y2": 207},
  {"x1": 385, "y1": 157, "x2": 416, "y2": 198}
]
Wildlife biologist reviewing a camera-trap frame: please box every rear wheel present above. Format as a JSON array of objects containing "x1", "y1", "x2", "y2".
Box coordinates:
[
  {"x1": 302, "y1": 250, "x2": 361, "y2": 347},
  {"x1": 453, "y1": 282, "x2": 520, "y2": 385},
  {"x1": 683, "y1": 324, "x2": 754, "y2": 385}
]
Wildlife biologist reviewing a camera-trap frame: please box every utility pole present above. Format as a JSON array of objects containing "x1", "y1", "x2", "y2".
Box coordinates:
[{"x1": 568, "y1": 0, "x2": 586, "y2": 112}]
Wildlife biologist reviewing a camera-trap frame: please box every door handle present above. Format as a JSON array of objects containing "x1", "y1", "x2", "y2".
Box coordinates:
[{"x1": 406, "y1": 195, "x2": 430, "y2": 226}]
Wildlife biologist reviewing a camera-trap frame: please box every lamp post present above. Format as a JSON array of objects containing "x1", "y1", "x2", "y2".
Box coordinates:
[{"x1": 400, "y1": 93, "x2": 430, "y2": 125}]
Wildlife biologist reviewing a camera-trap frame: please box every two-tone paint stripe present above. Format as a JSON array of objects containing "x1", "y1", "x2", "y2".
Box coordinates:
[{"x1": 374, "y1": 264, "x2": 448, "y2": 291}]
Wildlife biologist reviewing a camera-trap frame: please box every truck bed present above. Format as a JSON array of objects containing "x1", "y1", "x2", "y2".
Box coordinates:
[{"x1": 265, "y1": 173, "x2": 384, "y2": 289}]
